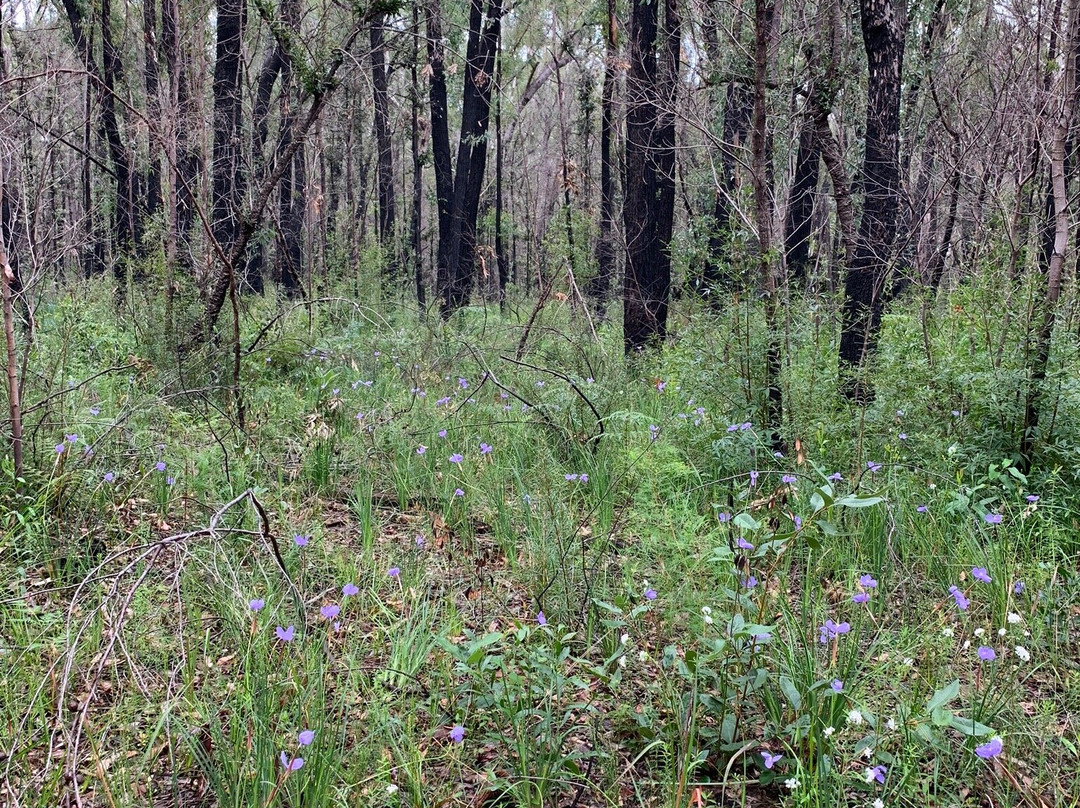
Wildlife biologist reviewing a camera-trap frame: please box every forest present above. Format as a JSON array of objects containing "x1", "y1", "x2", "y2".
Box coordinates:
[{"x1": 1, "y1": 0, "x2": 1079, "y2": 805}]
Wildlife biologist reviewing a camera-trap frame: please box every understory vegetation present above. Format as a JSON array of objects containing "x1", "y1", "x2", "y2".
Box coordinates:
[{"x1": 2, "y1": 277, "x2": 1079, "y2": 808}]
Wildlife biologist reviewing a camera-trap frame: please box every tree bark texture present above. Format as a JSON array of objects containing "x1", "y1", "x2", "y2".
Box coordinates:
[
  {"x1": 623, "y1": 0, "x2": 679, "y2": 352},
  {"x1": 838, "y1": 0, "x2": 907, "y2": 401}
]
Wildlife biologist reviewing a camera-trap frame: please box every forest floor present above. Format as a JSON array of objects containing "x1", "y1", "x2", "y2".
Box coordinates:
[{"x1": 2, "y1": 285, "x2": 1079, "y2": 807}]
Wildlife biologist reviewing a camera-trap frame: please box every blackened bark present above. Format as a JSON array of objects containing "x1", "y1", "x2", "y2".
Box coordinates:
[
  {"x1": 62, "y1": 0, "x2": 140, "y2": 277},
  {"x1": 838, "y1": 0, "x2": 907, "y2": 401},
  {"x1": 588, "y1": 0, "x2": 617, "y2": 312},
  {"x1": 142, "y1": 0, "x2": 162, "y2": 236},
  {"x1": 494, "y1": 45, "x2": 509, "y2": 303},
  {"x1": 702, "y1": 81, "x2": 752, "y2": 299},
  {"x1": 275, "y1": 8, "x2": 305, "y2": 297},
  {"x1": 246, "y1": 17, "x2": 287, "y2": 285},
  {"x1": 161, "y1": 0, "x2": 198, "y2": 244},
  {"x1": 411, "y1": 1, "x2": 426, "y2": 309},
  {"x1": 623, "y1": 0, "x2": 679, "y2": 351},
  {"x1": 436, "y1": 0, "x2": 503, "y2": 317},
  {"x1": 426, "y1": 0, "x2": 454, "y2": 286},
  {"x1": 927, "y1": 143, "x2": 961, "y2": 291},
  {"x1": 371, "y1": 16, "x2": 397, "y2": 267},
  {"x1": 212, "y1": 0, "x2": 257, "y2": 292},
  {"x1": 784, "y1": 114, "x2": 819, "y2": 282}
]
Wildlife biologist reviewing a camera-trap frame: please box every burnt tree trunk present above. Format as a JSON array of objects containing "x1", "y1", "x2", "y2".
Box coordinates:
[
  {"x1": 784, "y1": 112, "x2": 820, "y2": 283},
  {"x1": 371, "y1": 15, "x2": 397, "y2": 273},
  {"x1": 411, "y1": 0, "x2": 426, "y2": 310},
  {"x1": 623, "y1": 0, "x2": 679, "y2": 352},
  {"x1": 588, "y1": 0, "x2": 617, "y2": 314},
  {"x1": 161, "y1": 0, "x2": 199, "y2": 245},
  {"x1": 211, "y1": 0, "x2": 257, "y2": 293},
  {"x1": 434, "y1": 0, "x2": 503, "y2": 317},
  {"x1": 838, "y1": 0, "x2": 907, "y2": 401},
  {"x1": 142, "y1": 0, "x2": 162, "y2": 242}
]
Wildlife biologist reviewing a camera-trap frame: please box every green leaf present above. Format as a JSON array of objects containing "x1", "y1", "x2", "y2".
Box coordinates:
[
  {"x1": 734, "y1": 512, "x2": 761, "y2": 532},
  {"x1": 836, "y1": 494, "x2": 884, "y2": 508},
  {"x1": 926, "y1": 679, "x2": 960, "y2": 712},
  {"x1": 947, "y1": 715, "x2": 994, "y2": 736},
  {"x1": 931, "y1": 706, "x2": 953, "y2": 727},
  {"x1": 779, "y1": 675, "x2": 802, "y2": 710}
]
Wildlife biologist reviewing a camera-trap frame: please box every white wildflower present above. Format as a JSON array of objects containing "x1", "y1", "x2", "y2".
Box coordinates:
[
  {"x1": 702, "y1": 606, "x2": 712, "y2": 615},
  {"x1": 942, "y1": 627, "x2": 954, "y2": 638},
  {"x1": 784, "y1": 778, "x2": 800, "y2": 790},
  {"x1": 874, "y1": 800, "x2": 885, "y2": 808},
  {"x1": 1007, "y1": 612, "x2": 1023, "y2": 624},
  {"x1": 621, "y1": 633, "x2": 629, "y2": 645},
  {"x1": 386, "y1": 784, "x2": 399, "y2": 795},
  {"x1": 823, "y1": 726, "x2": 836, "y2": 737},
  {"x1": 846, "y1": 709, "x2": 864, "y2": 726},
  {"x1": 618, "y1": 655, "x2": 628, "y2": 668},
  {"x1": 998, "y1": 628, "x2": 1007, "y2": 637},
  {"x1": 902, "y1": 657, "x2": 914, "y2": 667},
  {"x1": 885, "y1": 718, "x2": 897, "y2": 731},
  {"x1": 974, "y1": 627, "x2": 985, "y2": 637},
  {"x1": 638, "y1": 650, "x2": 648, "y2": 662},
  {"x1": 862, "y1": 746, "x2": 875, "y2": 760},
  {"x1": 1014, "y1": 645, "x2": 1031, "y2": 662},
  {"x1": 864, "y1": 767, "x2": 878, "y2": 783}
]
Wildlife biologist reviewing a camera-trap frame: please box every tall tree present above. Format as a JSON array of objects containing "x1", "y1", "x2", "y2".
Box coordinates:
[
  {"x1": 211, "y1": 0, "x2": 257, "y2": 292},
  {"x1": 622, "y1": 0, "x2": 679, "y2": 351},
  {"x1": 838, "y1": 0, "x2": 907, "y2": 401},
  {"x1": 370, "y1": 14, "x2": 397, "y2": 267},
  {"x1": 588, "y1": 0, "x2": 617, "y2": 313},
  {"x1": 428, "y1": 0, "x2": 504, "y2": 317}
]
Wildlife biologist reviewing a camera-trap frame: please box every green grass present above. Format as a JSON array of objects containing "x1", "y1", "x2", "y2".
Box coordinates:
[{"x1": 1, "y1": 278, "x2": 1078, "y2": 807}]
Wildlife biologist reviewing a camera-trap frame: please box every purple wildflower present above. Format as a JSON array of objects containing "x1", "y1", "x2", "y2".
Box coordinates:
[
  {"x1": 1026, "y1": 494, "x2": 1039, "y2": 503},
  {"x1": 438, "y1": 429, "x2": 447, "y2": 438},
  {"x1": 818, "y1": 620, "x2": 851, "y2": 644},
  {"x1": 537, "y1": 611, "x2": 547, "y2": 626},
  {"x1": 155, "y1": 461, "x2": 166, "y2": 472},
  {"x1": 867, "y1": 461, "x2": 882, "y2": 474},
  {"x1": 298, "y1": 730, "x2": 315, "y2": 746},
  {"x1": 831, "y1": 679, "x2": 843, "y2": 693},
  {"x1": 388, "y1": 567, "x2": 400, "y2": 578},
  {"x1": 454, "y1": 488, "x2": 465, "y2": 497},
  {"x1": 320, "y1": 604, "x2": 340, "y2": 620},
  {"x1": 279, "y1": 752, "x2": 304, "y2": 771},
  {"x1": 749, "y1": 470, "x2": 759, "y2": 487},
  {"x1": 949, "y1": 585, "x2": 970, "y2": 611},
  {"x1": 742, "y1": 575, "x2": 758, "y2": 589},
  {"x1": 984, "y1": 513, "x2": 1003, "y2": 525},
  {"x1": 781, "y1": 474, "x2": 797, "y2": 484},
  {"x1": 343, "y1": 583, "x2": 359, "y2": 597},
  {"x1": 716, "y1": 512, "x2": 731, "y2": 523},
  {"x1": 975, "y1": 738, "x2": 1003, "y2": 759},
  {"x1": 827, "y1": 472, "x2": 843, "y2": 482},
  {"x1": 736, "y1": 537, "x2": 754, "y2": 550},
  {"x1": 417, "y1": 445, "x2": 427, "y2": 455},
  {"x1": 249, "y1": 599, "x2": 265, "y2": 611},
  {"x1": 972, "y1": 567, "x2": 992, "y2": 584},
  {"x1": 294, "y1": 534, "x2": 309, "y2": 547},
  {"x1": 762, "y1": 751, "x2": 782, "y2": 769},
  {"x1": 479, "y1": 442, "x2": 492, "y2": 454},
  {"x1": 449, "y1": 453, "x2": 463, "y2": 464},
  {"x1": 977, "y1": 646, "x2": 996, "y2": 661},
  {"x1": 853, "y1": 592, "x2": 870, "y2": 604},
  {"x1": 103, "y1": 472, "x2": 115, "y2": 483},
  {"x1": 55, "y1": 443, "x2": 66, "y2": 455},
  {"x1": 644, "y1": 588, "x2": 657, "y2": 601},
  {"x1": 275, "y1": 625, "x2": 295, "y2": 642},
  {"x1": 449, "y1": 725, "x2": 465, "y2": 744},
  {"x1": 1013, "y1": 581, "x2": 1025, "y2": 594},
  {"x1": 917, "y1": 505, "x2": 928, "y2": 513}
]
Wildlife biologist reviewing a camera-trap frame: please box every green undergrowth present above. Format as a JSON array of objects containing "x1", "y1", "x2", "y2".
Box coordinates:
[{"x1": 1, "y1": 279, "x2": 1079, "y2": 807}]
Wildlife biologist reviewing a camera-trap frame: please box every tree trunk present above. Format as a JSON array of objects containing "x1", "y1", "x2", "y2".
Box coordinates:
[
  {"x1": 211, "y1": 0, "x2": 257, "y2": 293},
  {"x1": 838, "y1": 0, "x2": 907, "y2": 402},
  {"x1": 588, "y1": 0, "x2": 617, "y2": 313},
  {"x1": 142, "y1": 0, "x2": 162, "y2": 243},
  {"x1": 623, "y1": 0, "x2": 679, "y2": 352},
  {"x1": 784, "y1": 111, "x2": 819, "y2": 283},
  {"x1": 436, "y1": 0, "x2": 503, "y2": 317},
  {"x1": 371, "y1": 15, "x2": 397, "y2": 273},
  {"x1": 411, "y1": 0, "x2": 426, "y2": 310},
  {"x1": 1019, "y1": 0, "x2": 1079, "y2": 471},
  {"x1": 702, "y1": 81, "x2": 752, "y2": 300}
]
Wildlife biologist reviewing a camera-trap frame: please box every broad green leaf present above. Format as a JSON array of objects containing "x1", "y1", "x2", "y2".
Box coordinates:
[
  {"x1": 947, "y1": 715, "x2": 993, "y2": 736},
  {"x1": 926, "y1": 679, "x2": 960, "y2": 712}
]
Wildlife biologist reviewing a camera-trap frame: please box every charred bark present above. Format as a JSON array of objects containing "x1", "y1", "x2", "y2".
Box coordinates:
[
  {"x1": 622, "y1": 0, "x2": 679, "y2": 351},
  {"x1": 838, "y1": 0, "x2": 907, "y2": 401}
]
